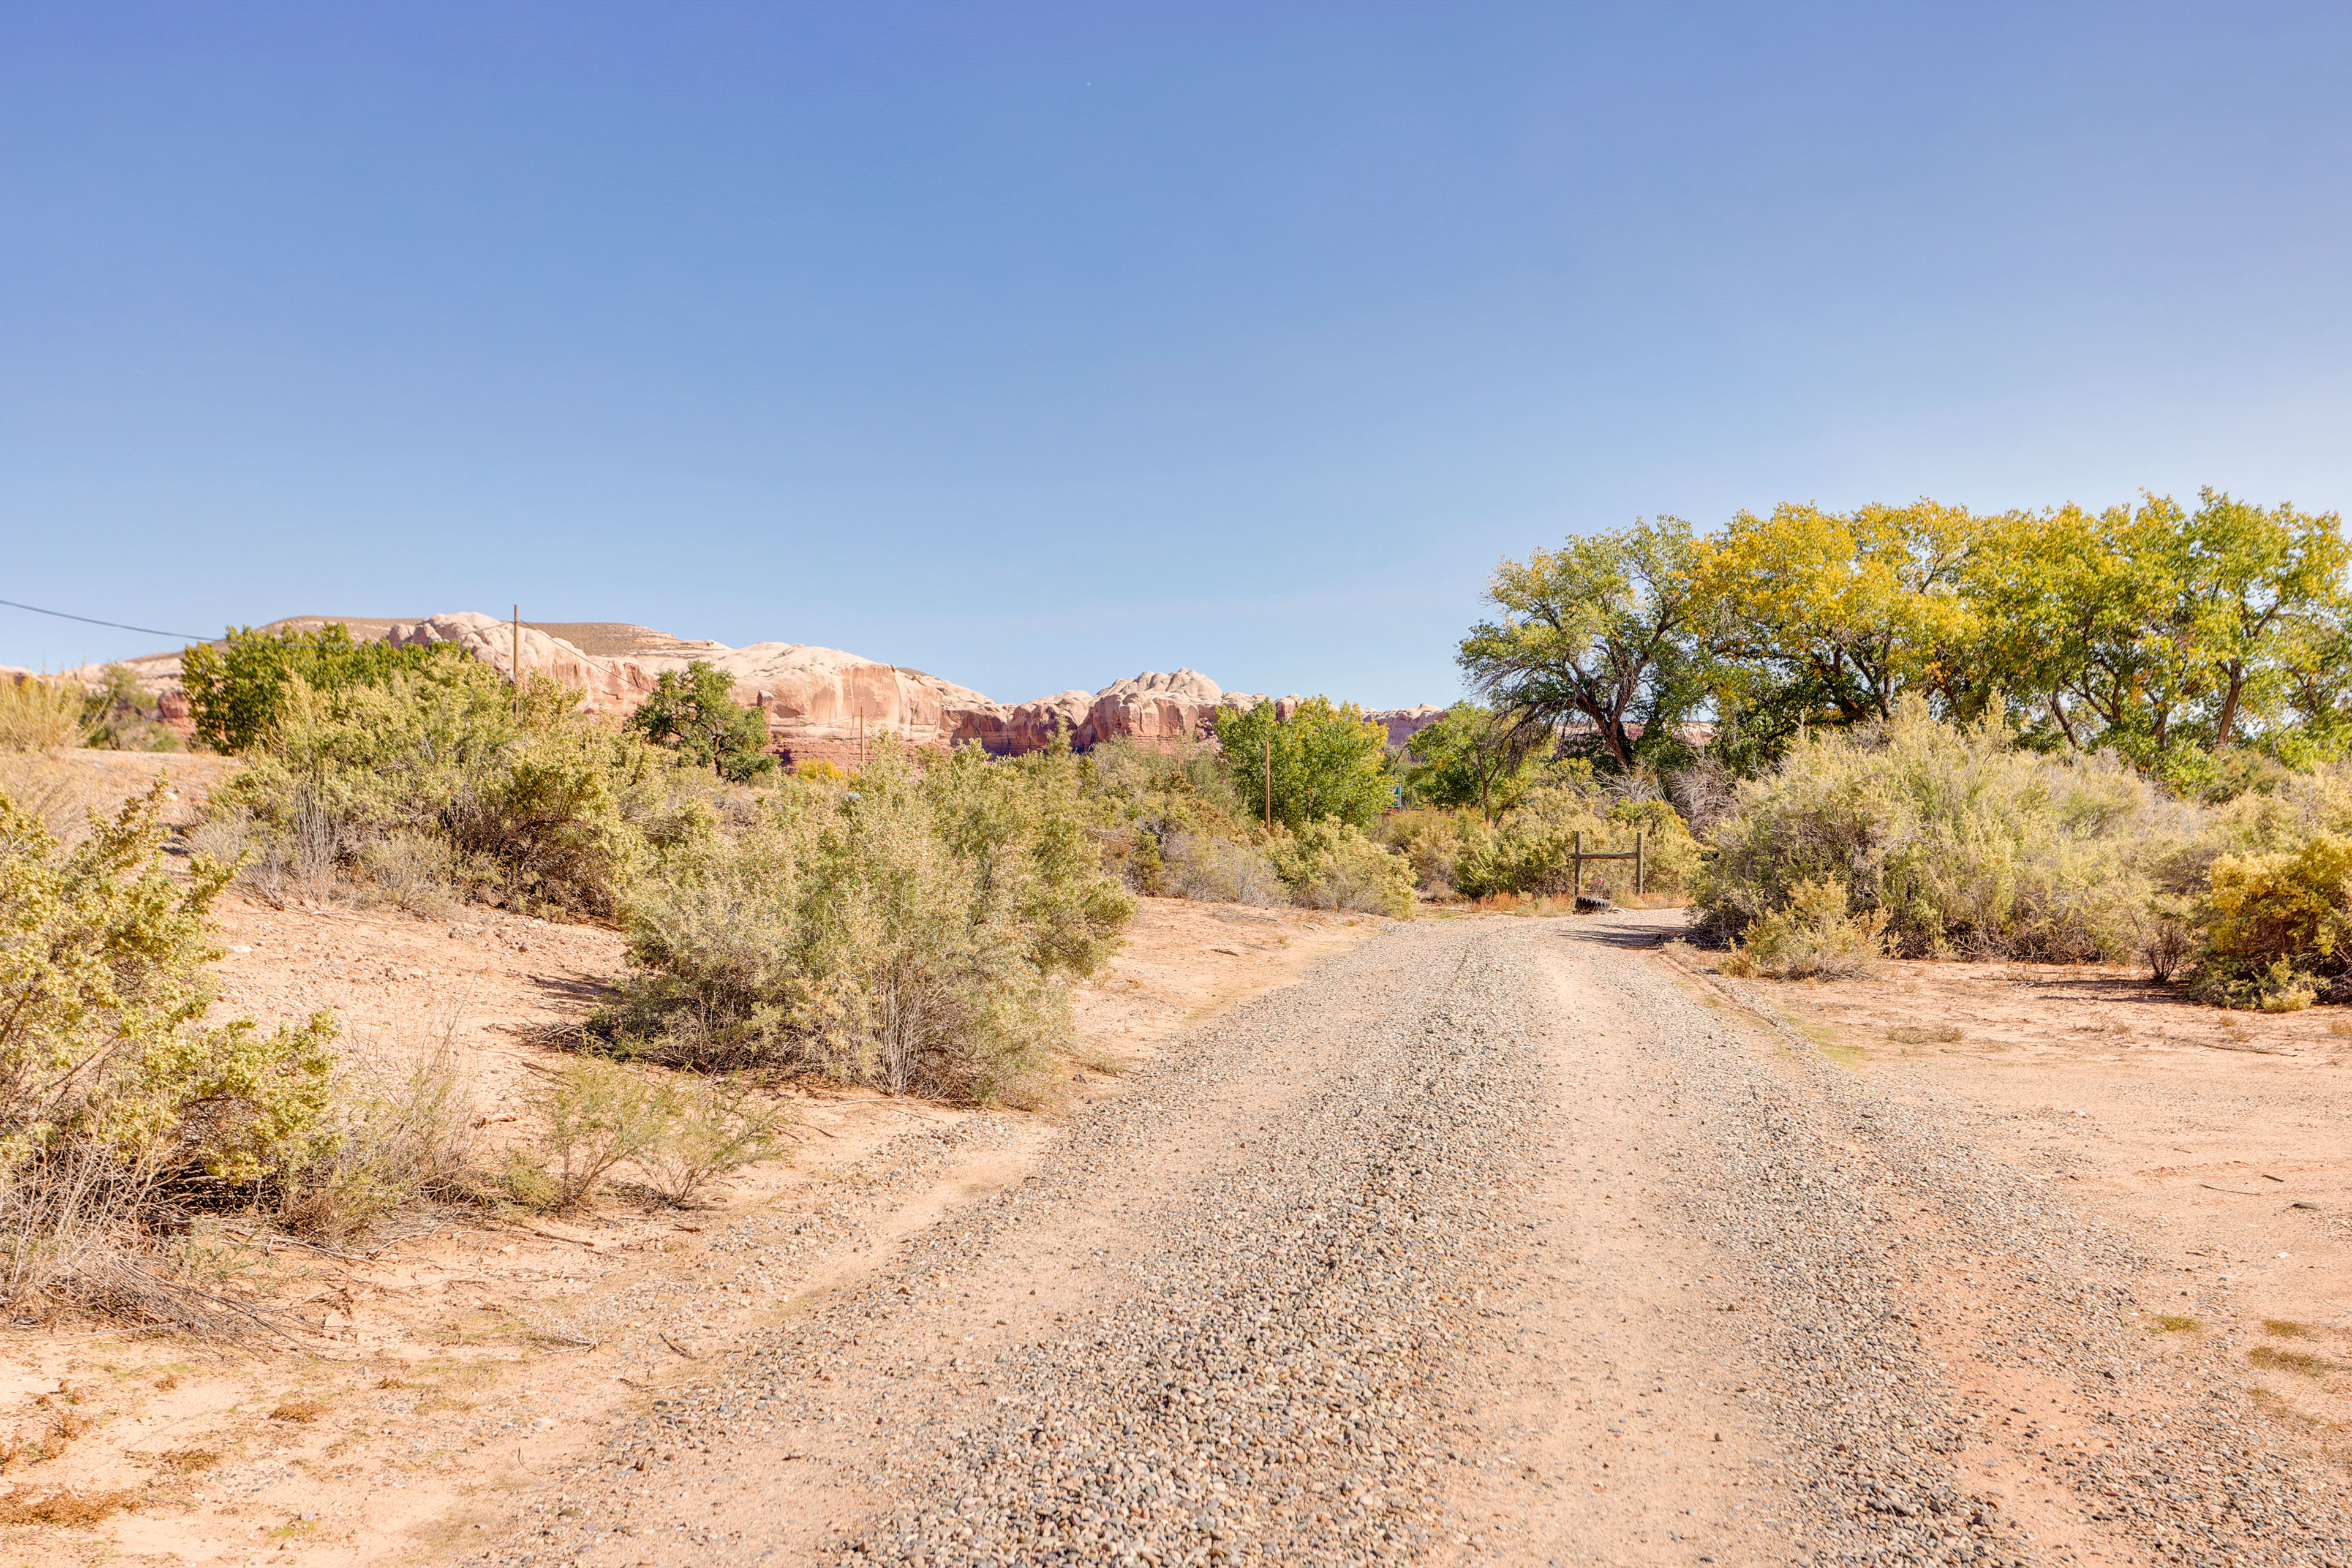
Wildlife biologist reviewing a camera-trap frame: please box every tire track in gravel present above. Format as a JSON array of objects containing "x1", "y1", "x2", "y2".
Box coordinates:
[{"x1": 470, "y1": 914, "x2": 2352, "y2": 1568}]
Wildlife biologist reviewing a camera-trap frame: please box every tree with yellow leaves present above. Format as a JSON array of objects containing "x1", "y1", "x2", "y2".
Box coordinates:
[{"x1": 1691, "y1": 499, "x2": 1989, "y2": 764}]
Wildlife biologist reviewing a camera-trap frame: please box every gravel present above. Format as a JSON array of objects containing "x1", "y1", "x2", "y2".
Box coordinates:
[{"x1": 472, "y1": 916, "x2": 2352, "y2": 1568}]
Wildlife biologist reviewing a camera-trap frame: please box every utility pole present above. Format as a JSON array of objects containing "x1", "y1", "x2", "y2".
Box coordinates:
[
  {"x1": 511, "y1": 605, "x2": 521, "y2": 720},
  {"x1": 1263, "y1": 733, "x2": 1273, "y2": 832}
]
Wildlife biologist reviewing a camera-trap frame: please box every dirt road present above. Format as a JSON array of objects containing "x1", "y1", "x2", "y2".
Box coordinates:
[{"x1": 475, "y1": 916, "x2": 2350, "y2": 1568}]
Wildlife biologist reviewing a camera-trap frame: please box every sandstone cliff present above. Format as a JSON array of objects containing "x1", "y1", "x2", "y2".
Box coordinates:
[{"x1": 66, "y1": 612, "x2": 1439, "y2": 766}]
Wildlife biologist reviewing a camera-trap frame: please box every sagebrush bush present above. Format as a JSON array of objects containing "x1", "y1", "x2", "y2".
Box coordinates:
[
  {"x1": 1267, "y1": 819, "x2": 1415, "y2": 916},
  {"x1": 1721, "y1": 878, "x2": 1889, "y2": 979},
  {"x1": 633, "y1": 1076, "x2": 793, "y2": 1207},
  {"x1": 1693, "y1": 699, "x2": 2162, "y2": 963},
  {"x1": 80, "y1": 666, "x2": 179, "y2": 753},
  {"x1": 204, "y1": 663, "x2": 715, "y2": 918},
  {"x1": 0, "y1": 781, "x2": 339, "y2": 1319},
  {"x1": 1079, "y1": 737, "x2": 1253, "y2": 892},
  {"x1": 1390, "y1": 774, "x2": 1702, "y2": 903},
  {"x1": 1159, "y1": 831, "x2": 1287, "y2": 906},
  {"x1": 594, "y1": 744, "x2": 1133, "y2": 1101},
  {"x1": 266, "y1": 1036, "x2": 484, "y2": 1241}
]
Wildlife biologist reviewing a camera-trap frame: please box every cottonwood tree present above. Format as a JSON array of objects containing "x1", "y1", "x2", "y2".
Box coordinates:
[
  {"x1": 1212, "y1": 697, "x2": 1393, "y2": 830},
  {"x1": 1968, "y1": 490, "x2": 2349, "y2": 772},
  {"x1": 1457, "y1": 518, "x2": 1711, "y2": 773},
  {"x1": 1692, "y1": 500, "x2": 1986, "y2": 762},
  {"x1": 1400, "y1": 703, "x2": 1542, "y2": 821}
]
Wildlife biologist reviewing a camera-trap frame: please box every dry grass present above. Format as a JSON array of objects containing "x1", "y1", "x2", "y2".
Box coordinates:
[
  {"x1": 2149, "y1": 1314, "x2": 2201, "y2": 1333},
  {"x1": 0, "y1": 1484, "x2": 138, "y2": 1526},
  {"x1": 2248, "y1": 1345, "x2": 2334, "y2": 1377},
  {"x1": 0, "y1": 677, "x2": 91, "y2": 753},
  {"x1": 0, "y1": 752, "x2": 110, "y2": 843},
  {"x1": 2264, "y1": 1318, "x2": 2316, "y2": 1338},
  {"x1": 1888, "y1": 1024, "x2": 1964, "y2": 1044},
  {"x1": 269, "y1": 1397, "x2": 331, "y2": 1424},
  {"x1": 156, "y1": 1448, "x2": 219, "y2": 1474}
]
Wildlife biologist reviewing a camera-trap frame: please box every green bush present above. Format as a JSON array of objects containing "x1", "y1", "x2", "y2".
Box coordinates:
[
  {"x1": 592, "y1": 743, "x2": 1133, "y2": 1101},
  {"x1": 1398, "y1": 774, "x2": 1702, "y2": 903},
  {"x1": 0, "y1": 781, "x2": 341, "y2": 1316},
  {"x1": 0, "y1": 781, "x2": 337, "y2": 1182},
  {"x1": 1692, "y1": 698, "x2": 2160, "y2": 963},
  {"x1": 2187, "y1": 833, "x2": 2352, "y2": 1009},
  {"x1": 1399, "y1": 703, "x2": 1545, "y2": 818},
  {"x1": 1459, "y1": 782, "x2": 1702, "y2": 901},
  {"x1": 1266, "y1": 819, "x2": 1415, "y2": 917},
  {"x1": 180, "y1": 622, "x2": 479, "y2": 754},
  {"x1": 626, "y1": 661, "x2": 777, "y2": 784},
  {"x1": 1720, "y1": 878, "x2": 1889, "y2": 979},
  {"x1": 202, "y1": 662, "x2": 713, "y2": 918}
]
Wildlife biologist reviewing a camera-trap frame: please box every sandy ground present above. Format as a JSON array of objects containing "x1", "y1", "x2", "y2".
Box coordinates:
[{"x1": 1646, "y1": 926, "x2": 2352, "y2": 1446}]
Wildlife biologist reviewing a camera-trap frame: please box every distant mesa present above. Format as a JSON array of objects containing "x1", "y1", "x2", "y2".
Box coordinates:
[{"x1": 62, "y1": 611, "x2": 1441, "y2": 767}]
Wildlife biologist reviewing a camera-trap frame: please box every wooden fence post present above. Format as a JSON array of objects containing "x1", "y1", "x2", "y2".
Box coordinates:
[
  {"x1": 1573, "y1": 830, "x2": 1583, "y2": 900},
  {"x1": 1635, "y1": 830, "x2": 1645, "y2": 897}
]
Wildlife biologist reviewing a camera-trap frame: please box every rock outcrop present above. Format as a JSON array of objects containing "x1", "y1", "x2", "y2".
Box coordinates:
[
  {"x1": 1366, "y1": 704, "x2": 1448, "y2": 748},
  {"x1": 65, "y1": 611, "x2": 1439, "y2": 766}
]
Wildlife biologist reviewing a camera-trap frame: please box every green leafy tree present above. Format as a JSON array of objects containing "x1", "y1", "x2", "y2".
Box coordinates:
[
  {"x1": 181, "y1": 623, "x2": 477, "y2": 753},
  {"x1": 1458, "y1": 518, "x2": 1711, "y2": 773},
  {"x1": 1213, "y1": 697, "x2": 1393, "y2": 831},
  {"x1": 1967, "y1": 489, "x2": 2350, "y2": 773},
  {"x1": 1400, "y1": 703, "x2": 1542, "y2": 821},
  {"x1": 625, "y1": 662, "x2": 777, "y2": 783}
]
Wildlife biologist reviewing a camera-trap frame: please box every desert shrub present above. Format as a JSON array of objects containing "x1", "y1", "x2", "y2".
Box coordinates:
[
  {"x1": 80, "y1": 666, "x2": 179, "y2": 752},
  {"x1": 1077, "y1": 737, "x2": 1254, "y2": 894},
  {"x1": 1693, "y1": 699, "x2": 2158, "y2": 963},
  {"x1": 632, "y1": 1076, "x2": 793, "y2": 1207},
  {"x1": 0, "y1": 753, "x2": 111, "y2": 845},
  {"x1": 1720, "y1": 878, "x2": 1888, "y2": 979},
  {"x1": 625, "y1": 661, "x2": 777, "y2": 784},
  {"x1": 535, "y1": 1058, "x2": 674, "y2": 1211},
  {"x1": 0, "y1": 676, "x2": 90, "y2": 752},
  {"x1": 0, "y1": 782, "x2": 338, "y2": 1317},
  {"x1": 1156, "y1": 831, "x2": 1286, "y2": 906},
  {"x1": 2187, "y1": 833, "x2": 2352, "y2": 1009},
  {"x1": 180, "y1": 622, "x2": 478, "y2": 754},
  {"x1": 1379, "y1": 809, "x2": 1486, "y2": 897},
  {"x1": 594, "y1": 743, "x2": 1133, "y2": 1101},
  {"x1": 205, "y1": 664, "x2": 712, "y2": 918},
  {"x1": 1436, "y1": 777, "x2": 1703, "y2": 902},
  {"x1": 1267, "y1": 819, "x2": 1416, "y2": 916},
  {"x1": 265, "y1": 1037, "x2": 484, "y2": 1242}
]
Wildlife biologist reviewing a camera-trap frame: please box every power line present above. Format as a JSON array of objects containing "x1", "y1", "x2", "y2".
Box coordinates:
[{"x1": 0, "y1": 597, "x2": 211, "y2": 643}]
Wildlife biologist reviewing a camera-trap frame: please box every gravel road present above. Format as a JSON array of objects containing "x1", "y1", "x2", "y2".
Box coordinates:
[{"x1": 475, "y1": 916, "x2": 2351, "y2": 1568}]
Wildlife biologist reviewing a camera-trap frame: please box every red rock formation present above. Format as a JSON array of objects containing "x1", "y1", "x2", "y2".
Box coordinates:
[
  {"x1": 1367, "y1": 704, "x2": 1447, "y2": 748},
  {"x1": 63, "y1": 611, "x2": 1442, "y2": 766}
]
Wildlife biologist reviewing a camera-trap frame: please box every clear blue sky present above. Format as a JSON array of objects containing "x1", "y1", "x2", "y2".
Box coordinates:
[{"x1": 4, "y1": 2, "x2": 2349, "y2": 707}]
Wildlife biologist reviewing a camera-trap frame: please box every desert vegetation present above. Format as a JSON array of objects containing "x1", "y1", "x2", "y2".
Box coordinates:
[{"x1": 1466, "y1": 488, "x2": 2352, "y2": 1001}]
